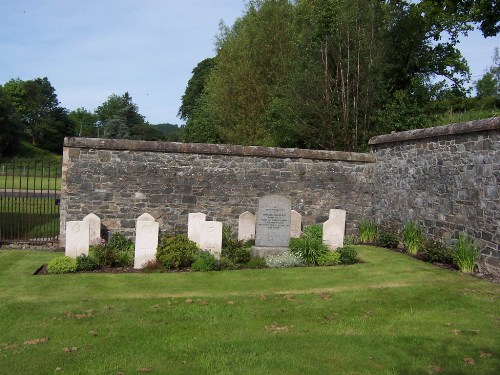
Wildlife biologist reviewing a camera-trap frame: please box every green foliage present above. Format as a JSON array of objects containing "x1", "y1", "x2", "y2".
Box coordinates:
[
  {"x1": 0, "y1": 86, "x2": 21, "y2": 157},
  {"x1": 344, "y1": 235, "x2": 359, "y2": 245},
  {"x1": 289, "y1": 233, "x2": 329, "y2": 266},
  {"x1": 221, "y1": 225, "x2": 252, "y2": 264},
  {"x1": 47, "y1": 256, "x2": 77, "y2": 274},
  {"x1": 402, "y1": 221, "x2": 423, "y2": 255},
  {"x1": 337, "y1": 246, "x2": 358, "y2": 265},
  {"x1": 245, "y1": 256, "x2": 268, "y2": 269},
  {"x1": 89, "y1": 244, "x2": 117, "y2": 268},
  {"x1": 419, "y1": 238, "x2": 454, "y2": 264},
  {"x1": 88, "y1": 233, "x2": 135, "y2": 268},
  {"x1": 75, "y1": 254, "x2": 99, "y2": 271},
  {"x1": 156, "y1": 234, "x2": 199, "y2": 270},
  {"x1": 115, "y1": 250, "x2": 134, "y2": 267},
  {"x1": 68, "y1": 107, "x2": 97, "y2": 137},
  {"x1": 378, "y1": 226, "x2": 400, "y2": 249},
  {"x1": 265, "y1": 252, "x2": 304, "y2": 268},
  {"x1": 358, "y1": 220, "x2": 378, "y2": 243},
  {"x1": 317, "y1": 250, "x2": 341, "y2": 266},
  {"x1": 192, "y1": 251, "x2": 219, "y2": 272},
  {"x1": 108, "y1": 233, "x2": 134, "y2": 252},
  {"x1": 452, "y1": 234, "x2": 480, "y2": 273},
  {"x1": 141, "y1": 260, "x2": 165, "y2": 273},
  {"x1": 303, "y1": 224, "x2": 322, "y2": 240},
  {"x1": 218, "y1": 257, "x2": 237, "y2": 270}
]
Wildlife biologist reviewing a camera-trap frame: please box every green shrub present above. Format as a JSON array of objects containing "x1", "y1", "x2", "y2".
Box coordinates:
[
  {"x1": 89, "y1": 244, "x2": 117, "y2": 268},
  {"x1": 402, "y1": 221, "x2": 423, "y2": 254},
  {"x1": 47, "y1": 256, "x2": 77, "y2": 274},
  {"x1": 107, "y1": 232, "x2": 134, "y2": 252},
  {"x1": 344, "y1": 235, "x2": 359, "y2": 245},
  {"x1": 358, "y1": 220, "x2": 378, "y2": 243},
  {"x1": 420, "y1": 238, "x2": 453, "y2": 264},
  {"x1": 76, "y1": 254, "x2": 99, "y2": 271},
  {"x1": 156, "y1": 234, "x2": 199, "y2": 269},
  {"x1": 116, "y1": 250, "x2": 134, "y2": 267},
  {"x1": 303, "y1": 224, "x2": 323, "y2": 240},
  {"x1": 453, "y1": 234, "x2": 479, "y2": 273},
  {"x1": 378, "y1": 226, "x2": 399, "y2": 249},
  {"x1": 337, "y1": 246, "x2": 358, "y2": 265},
  {"x1": 317, "y1": 250, "x2": 341, "y2": 266},
  {"x1": 221, "y1": 225, "x2": 252, "y2": 264},
  {"x1": 218, "y1": 257, "x2": 237, "y2": 270},
  {"x1": 266, "y1": 252, "x2": 304, "y2": 268},
  {"x1": 192, "y1": 251, "x2": 219, "y2": 272},
  {"x1": 289, "y1": 234, "x2": 329, "y2": 265},
  {"x1": 246, "y1": 257, "x2": 268, "y2": 269}
]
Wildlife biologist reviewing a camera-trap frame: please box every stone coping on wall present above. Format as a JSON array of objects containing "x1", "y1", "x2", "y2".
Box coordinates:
[
  {"x1": 368, "y1": 116, "x2": 500, "y2": 145},
  {"x1": 64, "y1": 137, "x2": 375, "y2": 163}
]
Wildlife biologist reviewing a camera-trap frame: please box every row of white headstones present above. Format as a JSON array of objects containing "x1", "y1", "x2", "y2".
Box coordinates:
[{"x1": 65, "y1": 209, "x2": 346, "y2": 269}]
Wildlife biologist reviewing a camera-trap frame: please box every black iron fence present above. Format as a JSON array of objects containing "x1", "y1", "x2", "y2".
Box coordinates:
[{"x1": 0, "y1": 161, "x2": 61, "y2": 244}]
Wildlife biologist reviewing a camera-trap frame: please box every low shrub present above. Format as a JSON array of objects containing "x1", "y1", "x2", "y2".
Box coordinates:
[
  {"x1": 289, "y1": 234, "x2": 329, "y2": 265},
  {"x1": 420, "y1": 238, "x2": 453, "y2": 264},
  {"x1": 402, "y1": 221, "x2": 423, "y2": 255},
  {"x1": 378, "y1": 226, "x2": 399, "y2": 249},
  {"x1": 344, "y1": 235, "x2": 359, "y2": 245},
  {"x1": 76, "y1": 254, "x2": 99, "y2": 271},
  {"x1": 266, "y1": 252, "x2": 304, "y2": 268},
  {"x1": 303, "y1": 224, "x2": 323, "y2": 240},
  {"x1": 218, "y1": 257, "x2": 237, "y2": 270},
  {"x1": 47, "y1": 256, "x2": 77, "y2": 274},
  {"x1": 317, "y1": 250, "x2": 341, "y2": 266},
  {"x1": 141, "y1": 260, "x2": 165, "y2": 273},
  {"x1": 221, "y1": 225, "x2": 253, "y2": 264},
  {"x1": 337, "y1": 246, "x2": 358, "y2": 265},
  {"x1": 115, "y1": 250, "x2": 134, "y2": 267},
  {"x1": 192, "y1": 251, "x2": 219, "y2": 272},
  {"x1": 107, "y1": 232, "x2": 134, "y2": 252},
  {"x1": 246, "y1": 257, "x2": 268, "y2": 269},
  {"x1": 89, "y1": 244, "x2": 117, "y2": 268},
  {"x1": 156, "y1": 234, "x2": 199, "y2": 269},
  {"x1": 453, "y1": 234, "x2": 480, "y2": 273},
  {"x1": 358, "y1": 220, "x2": 378, "y2": 243}
]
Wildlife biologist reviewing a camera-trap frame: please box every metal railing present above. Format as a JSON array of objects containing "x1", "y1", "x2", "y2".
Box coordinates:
[{"x1": 0, "y1": 161, "x2": 60, "y2": 244}]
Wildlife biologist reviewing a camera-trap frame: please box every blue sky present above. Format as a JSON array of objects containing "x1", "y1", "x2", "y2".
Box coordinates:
[{"x1": 0, "y1": 1, "x2": 498, "y2": 126}]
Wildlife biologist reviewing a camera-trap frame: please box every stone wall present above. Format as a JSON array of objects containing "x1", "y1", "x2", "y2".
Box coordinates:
[
  {"x1": 370, "y1": 117, "x2": 500, "y2": 275},
  {"x1": 60, "y1": 138, "x2": 375, "y2": 245}
]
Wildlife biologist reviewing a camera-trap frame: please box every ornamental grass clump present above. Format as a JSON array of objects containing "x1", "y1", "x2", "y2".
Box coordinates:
[
  {"x1": 402, "y1": 221, "x2": 423, "y2": 255},
  {"x1": 358, "y1": 220, "x2": 378, "y2": 243},
  {"x1": 453, "y1": 234, "x2": 480, "y2": 273},
  {"x1": 289, "y1": 234, "x2": 329, "y2": 265}
]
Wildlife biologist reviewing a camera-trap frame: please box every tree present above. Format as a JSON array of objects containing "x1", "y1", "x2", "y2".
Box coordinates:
[
  {"x1": 68, "y1": 108, "x2": 98, "y2": 137},
  {"x1": 475, "y1": 48, "x2": 500, "y2": 98},
  {"x1": 0, "y1": 86, "x2": 21, "y2": 157},
  {"x1": 2, "y1": 77, "x2": 74, "y2": 152}
]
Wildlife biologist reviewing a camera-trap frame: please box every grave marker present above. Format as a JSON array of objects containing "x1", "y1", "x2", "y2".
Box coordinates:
[
  {"x1": 255, "y1": 195, "x2": 291, "y2": 247},
  {"x1": 83, "y1": 213, "x2": 101, "y2": 244},
  {"x1": 134, "y1": 213, "x2": 159, "y2": 269},
  {"x1": 290, "y1": 210, "x2": 302, "y2": 238},
  {"x1": 188, "y1": 212, "x2": 206, "y2": 246},
  {"x1": 323, "y1": 209, "x2": 346, "y2": 250},
  {"x1": 200, "y1": 221, "x2": 223, "y2": 259},
  {"x1": 65, "y1": 221, "x2": 90, "y2": 258},
  {"x1": 238, "y1": 211, "x2": 255, "y2": 241}
]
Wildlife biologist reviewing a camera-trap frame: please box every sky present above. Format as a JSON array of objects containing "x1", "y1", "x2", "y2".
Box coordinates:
[{"x1": 0, "y1": 0, "x2": 498, "y2": 126}]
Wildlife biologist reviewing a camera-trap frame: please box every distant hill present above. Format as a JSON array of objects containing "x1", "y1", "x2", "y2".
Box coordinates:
[{"x1": 153, "y1": 123, "x2": 182, "y2": 141}]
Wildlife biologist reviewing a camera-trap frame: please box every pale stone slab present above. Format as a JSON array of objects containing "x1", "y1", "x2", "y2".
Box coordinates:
[
  {"x1": 323, "y1": 209, "x2": 346, "y2": 250},
  {"x1": 290, "y1": 210, "x2": 302, "y2": 238},
  {"x1": 134, "y1": 213, "x2": 159, "y2": 269},
  {"x1": 83, "y1": 213, "x2": 101, "y2": 244},
  {"x1": 238, "y1": 211, "x2": 255, "y2": 241},
  {"x1": 255, "y1": 195, "x2": 291, "y2": 247},
  {"x1": 200, "y1": 221, "x2": 223, "y2": 259},
  {"x1": 65, "y1": 221, "x2": 90, "y2": 258},
  {"x1": 188, "y1": 212, "x2": 206, "y2": 246}
]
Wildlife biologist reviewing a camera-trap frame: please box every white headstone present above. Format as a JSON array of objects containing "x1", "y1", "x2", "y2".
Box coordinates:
[
  {"x1": 323, "y1": 209, "x2": 346, "y2": 250},
  {"x1": 83, "y1": 213, "x2": 101, "y2": 244},
  {"x1": 290, "y1": 210, "x2": 302, "y2": 238},
  {"x1": 200, "y1": 221, "x2": 223, "y2": 259},
  {"x1": 255, "y1": 195, "x2": 291, "y2": 247},
  {"x1": 238, "y1": 211, "x2": 255, "y2": 241},
  {"x1": 134, "y1": 213, "x2": 159, "y2": 269},
  {"x1": 188, "y1": 212, "x2": 206, "y2": 246},
  {"x1": 65, "y1": 221, "x2": 90, "y2": 258}
]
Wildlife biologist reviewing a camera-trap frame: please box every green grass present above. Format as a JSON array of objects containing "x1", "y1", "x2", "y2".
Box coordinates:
[
  {"x1": 0, "y1": 246, "x2": 498, "y2": 374},
  {"x1": 0, "y1": 175, "x2": 61, "y2": 190},
  {"x1": 0, "y1": 141, "x2": 62, "y2": 164}
]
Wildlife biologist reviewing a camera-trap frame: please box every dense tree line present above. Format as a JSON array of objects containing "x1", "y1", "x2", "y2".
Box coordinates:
[
  {"x1": 180, "y1": 0, "x2": 499, "y2": 151},
  {"x1": 0, "y1": 79, "x2": 180, "y2": 157}
]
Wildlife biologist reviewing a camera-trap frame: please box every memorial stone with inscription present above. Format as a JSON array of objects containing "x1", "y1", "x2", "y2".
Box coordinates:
[
  {"x1": 323, "y1": 209, "x2": 346, "y2": 250},
  {"x1": 65, "y1": 221, "x2": 90, "y2": 258},
  {"x1": 83, "y1": 213, "x2": 101, "y2": 244},
  {"x1": 238, "y1": 211, "x2": 256, "y2": 241},
  {"x1": 188, "y1": 212, "x2": 206, "y2": 247},
  {"x1": 255, "y1": 195, "x2": 291, "y2": 247},
  {"x1": 134, "y1": 213, "x2": 159, "y2": 269},
  {"x1": 200, "y1": 221, "x2": 223, "y2": 258}
]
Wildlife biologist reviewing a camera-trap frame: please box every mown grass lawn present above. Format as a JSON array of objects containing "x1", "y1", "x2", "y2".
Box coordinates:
[{"x1": 0, "y1": 246, "x2": 498, "y2": 375}]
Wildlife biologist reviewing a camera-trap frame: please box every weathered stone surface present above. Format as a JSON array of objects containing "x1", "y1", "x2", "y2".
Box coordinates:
[
  {"x1": 199, "y1": 221, "x2": 223, "y2": 258},
  {"x1": 65, "y1": 221, "x2": 89, "y2": 258},
  {"x1": 323, "y1": 210, "x2": 346, "y2": 250},
  {"x1": 82, "y1": 213, "x2": 101, "y2": 244},
  {"x1": 255, "y1": 195, "x2": 291, "y2": 247},
  {"x1": 238, "y1": 211, "x2": 255, "y2": 241},
  {"x1": 187, "y1": 212, "x2": 206, "y2": 247},
  {"x1": 134, "y1": 213, "x2": 159, "y2": 269},
  {"x1": 290, "y1": 210, "x2": 302, "y2": 238}
]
